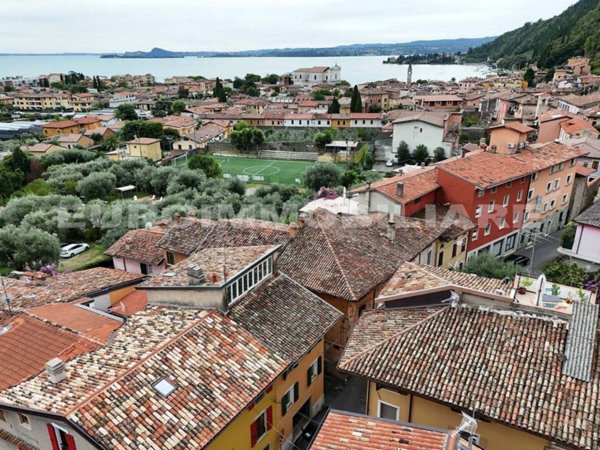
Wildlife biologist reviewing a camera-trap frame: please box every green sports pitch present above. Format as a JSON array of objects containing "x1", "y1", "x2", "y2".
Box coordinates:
[{"x1": 212, "y1": 156, "x2": 317, "y2": 185}]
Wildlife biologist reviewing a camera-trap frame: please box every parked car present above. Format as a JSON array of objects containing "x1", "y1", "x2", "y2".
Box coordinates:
[
  {"x1": 504, "y1": 253, "x2": 530, "y2": 266},
  {"x1": 385, "y1": 160, "x2": 394, "y2": 167},
  {"x1": 60, "y1": 243, "x2": 90, "y2": 258}
]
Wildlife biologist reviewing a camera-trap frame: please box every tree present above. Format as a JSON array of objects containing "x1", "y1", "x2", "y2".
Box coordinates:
[
  {"x1": 213, "y1": 77, "x2": 227, "y2": 103},
  {"x1": 433, "y1": 147, "x2": 447, "y2": 162},
  {"x1": 328, "y1": 98, "x2": 340, "y2": 114},
  {"x1": 313, "y1": 131, "x2": 333, "y2": 149},
  {"x1": 523, "y1": 68, "x2": 536, "y2": 87},
  {"x1": 115, "y1": 104, "x2": 138, "y2": 121},
  {"x1": 77, "y1": 172, "x2": 117, "y2": 201},
  {"x1": 397, "y1": 141, "x2": 412, "y2": 165},
  {"x1": 230, "y1": 122, "x2": 265, "y2": 153},
  {"x1": 166, "y1": 169, "x2": 206, "y2": 195},
  {"x1": 544, "y1": 260, "x2": 588, "y2": 287},
  {"x1": 304, "y1": 163, "x2": 341, "y2": 191},
  {"x1": 560, "y1": 223, "x2": 576, "y2": 249},
  {"x1": 188, "y1": 154, "x2": 222, "y2": 178},
  {"x1": 368, "y1": 103, "x2": 382, "y2": 113},
  {"x1": 152, "y1": 100, "x2": 173, "y2": 118},
  {"x1": 121, "y1": 120, "x2": 163, "y2": 140},
  {"x1": 172, "y1": 100, "x2": 186, "y2": 115},
  {"x1": 461, "y1": 252, "x2": 518, "y2": 280},
  {"x1": 350, "y1": 85, "x2": 363, "y2": 113},
  {"x1": 412, "y1": 145, "x2": 430, "y2": 165},
  {"x1": 262, "y1": 74, "x2": 280, "y2": 84},
  {"x1": 0, "y1": 225, "x2": 60, "y2": 270}
]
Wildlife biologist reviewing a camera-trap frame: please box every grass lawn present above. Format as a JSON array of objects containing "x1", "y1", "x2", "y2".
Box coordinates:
[
  {"x1": 213, "y1": 156, "x2": 313, "y2": 185},
  {"x1": 58, "y1": 244, "x2": 111, "y2": 273}
]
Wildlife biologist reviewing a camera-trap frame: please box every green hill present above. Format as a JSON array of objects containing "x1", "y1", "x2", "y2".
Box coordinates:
[{"x1": 467, "y1": 0, "x2": 600, "y2": 72}]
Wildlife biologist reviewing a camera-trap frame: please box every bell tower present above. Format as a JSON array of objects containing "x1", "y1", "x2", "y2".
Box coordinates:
[{"x1": 407, "y1": 62, "x2": 413, "y2": 86}]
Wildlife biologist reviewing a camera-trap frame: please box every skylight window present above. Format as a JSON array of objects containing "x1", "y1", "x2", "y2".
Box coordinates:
[{"x1": 153, "y1": 378, "x2": 176, "y2": 396}]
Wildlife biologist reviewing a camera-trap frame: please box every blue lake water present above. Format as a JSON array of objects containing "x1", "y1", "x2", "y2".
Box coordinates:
[{"x1": 0, "y1": 55, "x2": 491, "y2": 85}]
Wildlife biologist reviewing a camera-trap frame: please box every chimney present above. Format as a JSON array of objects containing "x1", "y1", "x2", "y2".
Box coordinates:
[
  {"x1": 46, "y1": 358, "x2": 66, "y2": 384},
  {"x1": 187, "y1": 265, "x2": 206, "y2": 285},
  {"x1": 396, "y1": 182, "x2": 404, "y2": 197},
  {"x1": 288, "y1": 222, "x2": 299, "y2": 239},
  {"x1": 173, "y1": 212, "x2": 181, "y2": 222},
  {"x1": 297, "y1": 217, "x2": 306, "y2": 229},
  {"x1": 387, "y1": 213, "x2": 396, "y2": 242}
]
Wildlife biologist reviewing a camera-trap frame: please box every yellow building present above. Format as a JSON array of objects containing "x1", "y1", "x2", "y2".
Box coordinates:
[
  {"x1": 339, "y1": 265, "x2": 598, "y2": 450},
  {"x1": 20, "y1": 142, "x2": 65, "y2": 158},
  {"x1": 330, "y1": 114, "x2": 351, "y2": 128},
  {"x1": 126, "y1": 137, "x2": 162, "y2": 161},
  {"x1": 42, "y1": 120, "x2": 81, "y2": 137}
]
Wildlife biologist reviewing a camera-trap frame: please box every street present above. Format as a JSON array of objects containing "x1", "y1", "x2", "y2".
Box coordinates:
[{"x1": 513, "y1": 230, "x2": 562, "y2": 276}]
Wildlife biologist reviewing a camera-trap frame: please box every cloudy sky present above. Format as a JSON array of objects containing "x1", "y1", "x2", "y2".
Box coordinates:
[{"x1": 1, "y1": 0, "x2": 575, "y2": 53}]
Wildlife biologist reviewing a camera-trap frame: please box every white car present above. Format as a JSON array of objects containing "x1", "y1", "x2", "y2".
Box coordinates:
[
  {"x1": 60, "y1": 243, "x2": 89, "y2": 258},
  {"x1": 385, "y1": 160, "x2": 394, "y2": 167}
]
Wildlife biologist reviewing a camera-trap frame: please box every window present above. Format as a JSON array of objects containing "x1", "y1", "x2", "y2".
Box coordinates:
[
  {"x1": 250, "y1": 407, "x2": 272, "y2": 447},
  {"x1": 475, "y1": 205, "x2": 482, "y2": 218},
  {"x1": 484, "y1": 224, "x2": 491, "y2": 236},
  {"x1": 490, "y1": 186, "x2": 497, "y2": 194},
  {"x1": 472, "y1": 230, "x2": 478, "y2": 241},
  {"x1": 520, "y1": 176, "x2": 526, "y2": 183},
  {"x1": 543, "y1": 202, "x2": 549, "y2": 212},
  {"x1": 499, "y1": 217, "x2": 506, "y2": 229},
  {"x1": 488, "y1": 201, "x2": 495, "y2": 213},
  {"x1": 566, "y1": 174, "x2": 572, "y2": 185},
  {"x1": 506, "y1": 181, "x2": 512, "y2": 188},
  {"x1": 0, "y1": 410, "x2": 5, "y2": 422},
  {"x1": 426, "y1": 250, "x2": 432, "y2": 265},
  {"x1": 517, "y1": 190, "x2": 523, "y2": 202},
  {"x1": 166, "y1": 251, "x2": 175, "y2": 266},
  {"x1": 477, "y1": 189, "x2": 485, "y2": 198},
  {"x1": 524, "y1": 211, "x2": 530, "y2": 222},
  {"x1": 461, "y1": 238, "x2": 467, "y2": 252},
  {"x1": 550, "y1": 199, "x2": 556, "y2": 209},
  {"x1": 307, "y1": 357, "x2": 322, "y2": 386},
  {"x1": 558, "y1": 162, "x2": 564, "y2": 171},
  {"x1": 513, "y1": 211, "x2": 519, "y2": 224},
  {"x1": 505, "y1": 234, "x2": 516, "y2": 251},
  {"x1": 18, "y1": 414, "x2": 30, "y2": 429},
  {"x1": 437, "y1": 251, "x2": 444, "y2": 267},
  {"x1": 153, "y1": 378, "x2": 176, "y2": 397},
  {"x1": 452, "y1": 243, "x2": 458, "y2": 258},
  {"x1": 48, "y1": 424, "x2": 77, "y2": 450},
  {"x1": 553, "y1": 179, "x2": 560, "y2": 190},
  {"x1": 377, "y1": 400, "x2": 399, "y2": 421},
  {"x1": 531, "y1": 172, "x2": 538, "y2": 181},
  {"x1": 503, "y1": 195, "x2": 509, "y2": 207},
  {"x1": 527, "y1": 189, "x2": 534, "y2": 201},
  {"x1": 562, "y1": 194, "x2": 568, "y2": 204},
  {"x1": 546, "y1": 182, "x2": 552, "y2": 193},
  {"x1": 281, "y1": 382, "x2": 299, "y2": 416}
]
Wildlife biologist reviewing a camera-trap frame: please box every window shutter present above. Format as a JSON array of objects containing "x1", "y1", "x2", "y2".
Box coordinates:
[
  {"x1": 266, "y1": 406, "x2": 273, "y2": 431},
  {"x1": 47, "y1": 424, "x2": 59, "y2": 450},
  {"x1": 66, "y1": 433, "x2": 77, "y2": 450},
  {"x1": 250, "y1": 419, "x2": 258, "y2": 447},
  {"x1": 281, "y1": 392, "x2": 288, "y2": 416},
  {"x1": 307, "y1": 367, "x2": 312, "y2": 387},
  {"x1": 317, "y1": 357, "x2": 322, "y2": 375},
  {"x1": 293, "y1": 382, "x2": 299, "y2": 403}
]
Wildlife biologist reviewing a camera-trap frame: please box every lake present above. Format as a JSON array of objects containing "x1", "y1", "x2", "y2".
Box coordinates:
[{"x1": 0, "y1": 55, "x2": 491, "y2": 85}]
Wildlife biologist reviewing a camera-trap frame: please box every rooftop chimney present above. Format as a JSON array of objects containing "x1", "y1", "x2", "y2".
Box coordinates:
[
  {"x1": 173, "y1": 212, "x2": 181, "y2": 222},
  {"x1": 187, "y1": 265, "x2": 206, "y2": 285},
  {"x1": 288, "y1": 222, "x2": 299, "y2": 239},
  {"x1": 387, "y1": 213, "x2": 396, "y2": 242},
  {"x1": 46, "y1": 358, "x2": 66, "y2": 384},
  {"x1": 396, "y1": 182, "x2": 404, "y2": 197}
]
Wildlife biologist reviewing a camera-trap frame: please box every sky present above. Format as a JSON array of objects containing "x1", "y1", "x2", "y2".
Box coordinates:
[{"x1": 0, "y1": 0, "x2": 577, "y2": 53}]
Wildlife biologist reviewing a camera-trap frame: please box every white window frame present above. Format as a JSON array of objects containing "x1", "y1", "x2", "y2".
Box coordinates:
[
  {"x1": 517, "y1": 190, "x2": 523, "y2": 202},
  {"x1": 484, "y1": 224, "x2": 491, "y2": 236},
  {"x1": 543, "y1": 202, "x2": 549, "y2": 212},
  {"x1": 308, "y1": 358, "x2": 320, "y2": 384},
  {"x1": 475, "y1": 205, "x2": 482, "y2": 218},
  {"x1": 524, "y1": 211, "x2": 530, "y2": 222},
  {"x1": 562, "y1": 194, "x2": 568, "y2": 205},
  {"x1": 527, "y1": 189, "x2": 534, "y2": 201},
  {"x1": 488, "y1": 201, "x2": 495, "y2": 213},
  {"x1": 377, "y1": 400, "x2": 400, "y2": 421},
  {"x1": 550, "y1": 199, "x2": 556, "y2": 209},
  {"x1": 477, "y1": 189, "x2": 485, "y2": 198},
  {"x1": 472, "y1": 230, "x2": 478, "y2": 241},
  {"x1": 553, "y1": 179, "x2": 560, "y2": 190},
  {"x1": 531, "y1": 172, "x2": 538, "y2": 181},
  {"x1": 499, "y1": 217, "x2": 506, "y2": 229},
  {"x1": 18, "y1": 413, "x2": 30, "y2": 430},
  {"x1": 546, "y1": 182, "x2": 552, "y2": 193},
  {"x1": 513, "y1": 211, "x2": 519, "y2": 224},
  {"x1": 490, "y1": 186, "x2": 497, "y2": 194},
  {"x1": 503, "y1": 195, "x2": 509, "y2": 207},
  {"x1": 566, "y1": 174, "x2": 572, "y2": 185}
]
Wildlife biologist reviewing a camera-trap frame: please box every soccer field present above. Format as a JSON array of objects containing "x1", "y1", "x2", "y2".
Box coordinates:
[{"x1": 213, "y1": 156, "x2": 316, "y2": 185}]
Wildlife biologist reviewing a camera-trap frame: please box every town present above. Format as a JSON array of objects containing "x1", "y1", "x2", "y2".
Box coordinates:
[{"x1": 1, "y1": 1, "x2": 600, "y2": 449}]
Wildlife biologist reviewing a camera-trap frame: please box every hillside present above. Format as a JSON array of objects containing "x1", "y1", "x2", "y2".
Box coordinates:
[
  {"x1": 100, "y1": 37, "x2": 495, "y2": 59},
  {"x1": 467, "y1": 0, "x2": 600, "y2": 71}
]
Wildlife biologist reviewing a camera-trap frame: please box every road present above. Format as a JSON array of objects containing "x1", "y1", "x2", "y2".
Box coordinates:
[{"x1": 513, "y1": 230, "x2": 562, "y2": 276}]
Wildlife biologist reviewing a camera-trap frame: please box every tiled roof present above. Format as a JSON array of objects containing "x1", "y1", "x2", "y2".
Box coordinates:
[
  {"x1": 489, "y1": 122, "x2": 534, "y2": 134},
  {"x1": 575, "y1": 201, "x2": 600, "y2": 227},
  {"x1": 42, "y1": 120, "x2": 78, "y2": 129},
  {"x1": 156, "y1": 217, "x2": 214, "y2": 254},
  {"x1": 413, "y1": 205, "x2": 475, "y2": 242},
  {"x1": 0, "y1": 429, "x2": 38, "y2": 450},
  {"x1": 109, "y1": 289, "x2": 148, "y2": 317},
  {"x1": 142, "y1": 246, "x2": 278, "y2": 288},
  {"x1": 1, "y1": 268, "x2": 145, "y2": 310},
  {"x1": 513, "y1": 142, "x2": 587, "y2": 171},
  {"x1": 392, "y1": 111, "x2": 446, "y2": 127},
  {"x1": 127, "y1": 137, "x2": 160, "y2": 144},
  {"x1": 26, "y1": 303, "x2": 122, "y2": 342},
  {"x1": 0, "y1": 313, "x2": 100, "y2": 390},
  {"x1": 309, "y1": 410, "x2": 450, "y2": 450},
  {"x1": 378, "y1": 262, "x2": 514, "y2": 300},
  {"x1": 228, "y1": 274, "x2": 342, "y2": 361},
  {"x1": 105, "y1": 228, "x2": 166, "y2": 265},
  {"x1": 278, "y1": 211, "x2": 415, "y2": 301},
  {"x1": 351, "y1": 167, "x2": 439, "y2": 204},
  {"x1": 339, "y1": 305, "x2": 600, "y2": 450}
]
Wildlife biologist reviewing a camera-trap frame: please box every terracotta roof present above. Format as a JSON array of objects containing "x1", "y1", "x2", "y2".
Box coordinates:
[
  {"x1": 513, "y1": 142, "x2": 587, "y2": 171},
  {"x1": 0, "y1": 313, "x2": 100, "y2": 390},
  {"x1": 378, "y1": 262, "x2": 514, "y2": 300},
  {"x1": 351, "y1": 167, "x2": 439, "y2": 204},
  {"x1": 575, "y1": 201, "x2": 600, "y2": 227},
  {"x1": 228, "y1": 274, "x2": 343, "y2": 361},
  {"x1": 142, "y1": 245, "x2": 278, "y2": 289},
  {"x1": 127, "y1": 137, "x2": 160, "y2": 144},
  {"x1": 0, "y1": 429, "x2": 38, "y2": 450},
  {"x1": 309, "y1": 410, "x2": 451, "y2": 450},
  {"x1": 73, "y1": 116, "x2": 101, "y2": 125},
  {"x1": 56, "y1": 133, "x2": 87, "y2": 143},
  {"x1": 22, "y1": 143, "x2": 57, "y2": 153},
  {"x1": 109, "y1": 289, "x2": 148, "y2": 317},
  {"x1": 339, "y1": 305, "x2": 600, "y2": 450},
  {"x1": 560, "y1": 118, "x2": 599, "y2": 135},
  {"x1": 278, "y1": 210, "x2": 415, "y2": 301},
  {"x1": 156, "y1": 217, "x2": 214, "y2": 254},
  {"x1": 42, "y1": 120, "x2": 78, "y2": 129},
  {"x1": 413, "y1": 205, "x2": 475, "y2": 242},
  {"x1": 26, "y1": 303, "x2": 122, "y2": 342},
  {"x1": 489, "y1": 122, "x2": 534, "y2": 134},
  {"x1": 392, "y1": 111, "x2": 446, "y2": 127},
  {"x1": 105, "y1": 228, "x2": 166, "y2": 265},
  {"x1": 1, "y1": 268, "x2": 145, "y2": 310}
]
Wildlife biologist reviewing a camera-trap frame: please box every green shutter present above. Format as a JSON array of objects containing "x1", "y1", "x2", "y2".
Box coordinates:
[{"x1": 282, "y1": 391, "x2": 288, "y2": 416}]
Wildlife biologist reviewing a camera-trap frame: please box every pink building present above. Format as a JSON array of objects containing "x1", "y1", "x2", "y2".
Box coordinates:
[{"x1": 565, "y1": 201, "x2": 600, "y2": 270}]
